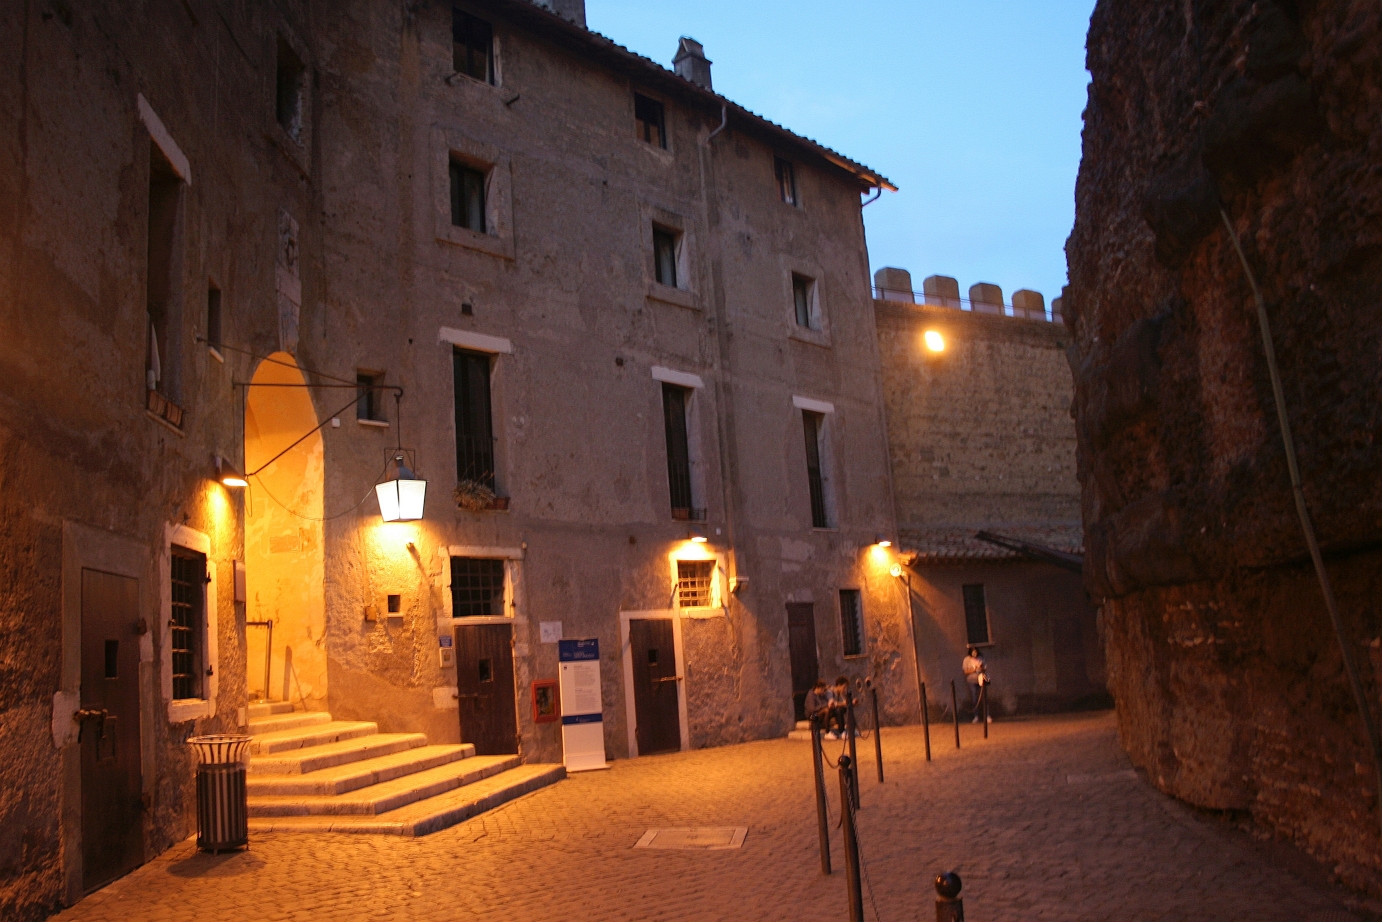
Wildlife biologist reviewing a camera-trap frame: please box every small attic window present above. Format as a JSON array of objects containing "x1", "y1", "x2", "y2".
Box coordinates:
[{"x1": 635, "y1": 93, "x2": 666, "y2": 149}]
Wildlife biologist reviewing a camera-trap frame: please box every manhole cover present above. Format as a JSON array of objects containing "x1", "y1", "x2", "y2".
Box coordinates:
[{"x1": 634, "y1": 827, "x2": 748, "y2": 850}]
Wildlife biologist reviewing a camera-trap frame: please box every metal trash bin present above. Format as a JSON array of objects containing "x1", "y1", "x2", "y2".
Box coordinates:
[{"x1": 188, "y1": 734, "x2": 252, "y2": 853}]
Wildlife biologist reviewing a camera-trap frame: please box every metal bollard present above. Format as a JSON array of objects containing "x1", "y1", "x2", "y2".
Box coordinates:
[
  {"x1": 810, "y1": 718, "x2": 832, "y2": 875},
  {"x1": 935, "y1": 871, "x2": 964, "y2": 922},
  {"x1": 951, "y1": 680, "x2": 961, "y2": 749},
  {"x1": 981, "y1": 681, "x2": 989, "y2": 739},
  {"x1": 845, "y1": 691, "x2": 859, "y2": 809},
  {"x1": 921, "y1": 681, "x2": 932, "y2": 762},
  {"x1": 839, "y1": 755, "x2": 864, "y2": 922},
  {"x1": 869, "y1": 682, "x2": 884, "y2": 784}
]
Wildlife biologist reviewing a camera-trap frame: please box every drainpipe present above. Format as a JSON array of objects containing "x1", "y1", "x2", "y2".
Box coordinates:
[
  {"x1": 706, "y1": 104, "x2": 727, "y2": 143},
  {"x1": 860, "y1": 186, "x2": 882, "y2": 207}
]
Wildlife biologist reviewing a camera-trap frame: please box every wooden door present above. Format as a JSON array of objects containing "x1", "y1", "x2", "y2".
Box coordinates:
[
  {"x1": 629, "y1": 619, "x2": 681, "y2": 755},
  {"x1": 455, "y1": 623, "x2": 518, "y2": 755},
  {"x1": 786, "y1": 602, "x2": 819, "y2": 722},
  {"x1": 80, "y1": 569, "x2": 144, "y2": 892}
]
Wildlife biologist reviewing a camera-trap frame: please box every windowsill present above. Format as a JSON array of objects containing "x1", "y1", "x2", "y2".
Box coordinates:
[
  {"x1": 637, "y1": 141, "x2": 674, "y2": 161},
  {"x1": 789, "y1": 327, "x2": 832, "y2": 349},
  {"x1": 207, "y1": 346, "x2": 224, "y2": 364},
  {"x1": 168, "y1": 698, "x2": 212, "y2": 723},
  {"x1": 646, "y1": 282, "x2": 699, "y2": 311},
  {"x1": 357, "y1": 418, "x2": 390, "y2": 428},
  {"x1": 843, "y1": 654, "x2": 868, "y2": 661},
  {"x1": 811, "y1": 527, "x2": 839, "y2": 533},
  {"x1": 437, "y1": 224, "x2": 514, "y2": 260},
  {"x1": 968, "y1": 641, "x2": 996, "y2": 649},
  {"x1": 448, "y1": 70, "x2": 499, "y2": 90},
  {"x1": 678, "y1": 606, "x2": 726, "y2": 619},
  {"x1": 456, "y1": 496, "x2": 510, "y2": 513},
  {"x1": 267, "y1": 124, "x2": 311, "y2": 178}
]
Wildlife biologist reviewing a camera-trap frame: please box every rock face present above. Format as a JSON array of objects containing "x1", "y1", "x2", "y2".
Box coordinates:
[{"x1": 1067, "y1": 0, "x2": 1382, "y2": 893}]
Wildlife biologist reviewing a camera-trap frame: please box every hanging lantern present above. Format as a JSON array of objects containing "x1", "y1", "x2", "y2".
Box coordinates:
[{"x1": 376, "y1": 454, "x2": 426, "y2": 522}]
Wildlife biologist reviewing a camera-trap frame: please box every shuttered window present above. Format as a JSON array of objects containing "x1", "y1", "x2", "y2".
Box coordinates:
[
  {"x1": 963, "y1": 584, "x2": 991, "y2": 645},
  {"x1": 453, "y1": 9, "x2": 494, "y2": 84},
  {"x1": 453, "y1": 349, "x2": 495, "y2": 489},
  {"x1": 662, "y1": 384, "x2": 695, "y2": 518},
  {"x1": 802, "y1": 410, "x2": 829, "y2": 528}
]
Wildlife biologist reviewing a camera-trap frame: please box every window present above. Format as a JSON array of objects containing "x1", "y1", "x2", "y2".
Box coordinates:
[
  {"x1": 653, "y1": 226, "x2": 679, "y2": 288},
  {"x1": 147, "y1": 144, "x2": 182, "y2": 410},
  {"x1": 839, "y1": 589, "x2": 864, "y2": 657},
  {"x1": 453, "y1": 348, "x2": 495, "y2": 490},
  {"x1": 802, "y1": 410, "x2": 830, "y2": 528},
  {"x1": 451, "y1": 557, "x2": 506, "y2": 616},
  {"x1": 170, "y1": 546, "x2": 206, "y2": 700},
  {"x1": 676, "y1": 560, "x2": 714, "y2": 608},
  {"x1": 793, "y1": 274, "x2": 816, "y2": 329},
  {"x1": 452, "y1": 8, "x2": 494, "y2": 83},
  {"x1": 449, "y1": 160, "x2": 487, "y2": 233},
  {"x1": 206, "y1": 284, "x2": 222, "y2": 352},
  {"x1": 275, "y1": 37, "x2": 305, "y2": 140},
  {"x1": 963, "y1": 584, "x2": 991, "y2": 646},
  {"x1": 634, "y1": 93, "x2": 666, "y2": 148},
  {"x1": 357, "y1": 371, "x2": 384, "y2": 422},
  {"x1": 662, "y1": 384, "x2": 696, "y2": 519},
  {"x1": 775, "y1": 157, "x2": 797, "y2": 205}
]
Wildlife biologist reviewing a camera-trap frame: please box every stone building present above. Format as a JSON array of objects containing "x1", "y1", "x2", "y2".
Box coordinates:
[
  {"x1": 1068, "y1": 0, "x2": 1382, "y2": 894},
  {"x1": 872, "y1": 267, "x2": 1105, "y2": 717},
  {"x1": 0, "y1": 1, "x2": 914, "y2": 916}
]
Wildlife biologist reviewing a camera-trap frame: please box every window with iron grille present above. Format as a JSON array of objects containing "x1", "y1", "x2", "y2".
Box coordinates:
[
  {"x1": 452, "y1": 8, "x2": 494, "y2": 84},
  {"x1": 634, "y1": 93, "x2": 666, "y2": 148},
  {"x1": 662, "y1": 384, "x2": 695, "y2": 518},
  {"x1": 676, "y1": 559, "x2": 715, "y2": 608},
  {"x1": 775, "y1": 156, "x2": 797, "y2": 205},
  {"x1": 451, "y1": 557, "x2": 506, "y2": 616},
  {"x1": 839, "y1": 589, "x2": 865, "y2": 657},
  {"x1": 963, "y1": 583, "x2": 991, "y2": 645},
  {"x1": 453, "y1": 348, "x2": 495, "y2": 490},
  {"x1": 802, "y1": 410, "x2": 830, "y2": 528},
  {"x1": 449, "y1": 160, "x2": 487, "y2": 233},
  {"x1": 653, "y1": 226, "x2": 678, "y2": 288},
  {"x1": 793, "y1": 274, "x2": 815, "y2": 329},
  {"x1": 170, "y1": 546, "x2": 205, "y2": 700}
]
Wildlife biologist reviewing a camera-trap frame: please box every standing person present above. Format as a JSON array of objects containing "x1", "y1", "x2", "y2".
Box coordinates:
[{"x1": 962, "y1": 648, "x2": 990, "y2": 723}]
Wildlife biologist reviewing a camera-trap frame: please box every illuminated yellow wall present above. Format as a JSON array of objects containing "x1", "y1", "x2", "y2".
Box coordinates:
[{"x1": 244, "y1": 354, "x2": 328, "y2": 709}]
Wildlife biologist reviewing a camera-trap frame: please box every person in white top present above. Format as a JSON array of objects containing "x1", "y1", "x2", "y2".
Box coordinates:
[{"x1": 962, "y1": 647, "x2": 991, "y2": 723}]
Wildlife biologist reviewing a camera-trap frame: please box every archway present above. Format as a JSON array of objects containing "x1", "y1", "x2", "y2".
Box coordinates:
[{"x1": 243, "y1": 353, "x2": 327, "y2": 710}]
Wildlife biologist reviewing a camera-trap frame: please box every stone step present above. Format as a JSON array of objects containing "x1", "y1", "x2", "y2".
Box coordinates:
[
  {"x1": 248, "y1": 754, "x2": 520, "y2": 816},
  {"x1": 247, "y1": 764, "x2": 565, "y2": 836},
  {"x1": 248, "y1": 711, "x2": 332, "y2": 736},
  {"x1": 247, "y1": 701, "x2": 296, "y2": 719},
  {"x1": 246, "y1": 744, "x2": 475, "y2": 796},
  {"x1": 249, "y1": 733, "x2": 426, "y2": 776},
  {"x1": 248, "y1": 720, "x2": 378, "y2": 756}
]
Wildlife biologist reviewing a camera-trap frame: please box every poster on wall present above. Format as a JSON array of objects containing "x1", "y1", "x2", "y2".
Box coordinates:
[{"x1": 558, "y1": 638, "x2": 608, "y2": 772}]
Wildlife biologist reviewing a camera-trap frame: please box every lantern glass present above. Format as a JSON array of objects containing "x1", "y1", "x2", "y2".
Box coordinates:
[{"x1": 376, "y1": 477, "x2": 426, "y2": 522}]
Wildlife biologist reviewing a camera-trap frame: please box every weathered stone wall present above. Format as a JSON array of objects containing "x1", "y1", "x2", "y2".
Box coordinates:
[{"x1": 1068, "y1": 0, "x2": 1382, "y2": 891}]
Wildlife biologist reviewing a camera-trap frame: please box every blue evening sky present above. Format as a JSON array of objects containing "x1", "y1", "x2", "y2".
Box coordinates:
[{"x1": 586, "y1": 0, "x2": 1096, "y2": 308}]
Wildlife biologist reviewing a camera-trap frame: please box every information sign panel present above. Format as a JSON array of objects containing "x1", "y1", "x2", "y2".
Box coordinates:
[{"x1": 558, "y1": 638, "x2": 608, "y2": 772}]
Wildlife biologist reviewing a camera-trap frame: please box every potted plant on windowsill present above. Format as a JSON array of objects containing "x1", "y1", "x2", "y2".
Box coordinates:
[{"x1": 454, "y1": 479, "x2": 509, "y2": 512}]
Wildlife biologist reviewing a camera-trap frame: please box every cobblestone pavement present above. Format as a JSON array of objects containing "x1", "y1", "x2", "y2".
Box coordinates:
[{"x1": 58, "y1": 712, "x2": 1380, "y2": 922}]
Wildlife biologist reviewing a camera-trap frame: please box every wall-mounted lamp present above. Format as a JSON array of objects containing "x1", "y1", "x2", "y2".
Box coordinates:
[
  {"x1": 376, "y1": 454, "x2": 426, "y2": 522},
  {"x1": 214, "y1": 455, "x2": 248, "y2": 488},
  {"x1": 689, "y1": 527, "x2": 708, "y2": 544},
  {"x1": 924, "y1": 330, "x2": 946, "y2": 353},
  {"x1": 875, "y1": 536, "x2": 892, "y2": 548}
]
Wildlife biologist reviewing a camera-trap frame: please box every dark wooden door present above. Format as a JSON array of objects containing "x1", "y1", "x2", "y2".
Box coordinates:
[
  {"x1": 786, "y1": 602, "x2": 819, "y2": 722},
  {"x1": 455, "y1": 623, "x2": 517, "y2": 755},
  {"x1": 630, "y1": 619, "x2": 681, "y2": 755},
  {"x1": 80, "y1": 569, "x2": 144, "y2": 892}
]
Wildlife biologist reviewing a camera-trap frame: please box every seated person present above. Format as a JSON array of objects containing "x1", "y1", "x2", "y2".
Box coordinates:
[
  {"x1": 826, "y1": 675, "x2": 852, "y2": 739},
  {"x1": 804, "y1": 679, "x2": 831, "y2": 731}
]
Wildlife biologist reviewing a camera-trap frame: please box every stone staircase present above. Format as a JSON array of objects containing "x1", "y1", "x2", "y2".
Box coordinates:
[{"x1": 244, "y1": 702, "x2": 564, "y2": 836}]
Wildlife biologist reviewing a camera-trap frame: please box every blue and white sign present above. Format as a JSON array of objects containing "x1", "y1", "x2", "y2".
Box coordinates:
[{"x1": 558, "y1": 638, "x2": 608, "y2": 772}]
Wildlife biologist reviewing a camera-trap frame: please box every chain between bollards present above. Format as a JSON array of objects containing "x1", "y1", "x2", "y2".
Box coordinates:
[
  {"x1": 869, "y1": 681, "x2": 884, "y2": 784},
  {"x1": 950, "y1": 679, "x2": 961, "y2": 749},
  {"x1": 810, "y1": 717, "x2": 832, "y2": 876},
  {"x1": 921, "y1": 681, "x2": 932, "y2": 762},
  {"x1": 839, "y1": 755, "x2": 865, "y2": 922},
  {"x1": 935, "y1": 871, "x2": 964, "y2": 922}
]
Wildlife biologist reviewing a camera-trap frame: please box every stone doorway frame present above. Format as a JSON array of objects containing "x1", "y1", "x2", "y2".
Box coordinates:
[{"x1": 618, "y1": 609, "x2": 690, "y2": 758}]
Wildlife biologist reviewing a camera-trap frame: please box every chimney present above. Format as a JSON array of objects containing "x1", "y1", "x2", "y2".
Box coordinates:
[
  {"x1": 673, "y1": 37, "x2": 713, "y2": 90},
  {"x1": 530, "y1": 0, "x2": 586, "y2": 28}
]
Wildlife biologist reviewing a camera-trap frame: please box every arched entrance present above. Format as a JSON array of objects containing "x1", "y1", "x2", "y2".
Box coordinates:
[{"x1": 244, "y1": 353, "x2": 327, "y2": 710}]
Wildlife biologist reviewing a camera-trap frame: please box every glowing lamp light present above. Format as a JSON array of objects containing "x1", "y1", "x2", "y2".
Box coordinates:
[
  {"x1": 889, "y1": 564, "x2": 903, "y2": 579},
  {"x1": 689, "y1": 527, "x2": 708, "y2": 544},
  {"x1": 215, "y1": 456, "x2": 248, "y2": 488},
  {"x1": 875, "y1": 536, "x2": 892, "y2": 548},
  {"x1": 924, "y1": 330, "x2": 946, "y2": 353},
  {"x1": 376, "y1": 456, "x2": 427, "y2": 522}
]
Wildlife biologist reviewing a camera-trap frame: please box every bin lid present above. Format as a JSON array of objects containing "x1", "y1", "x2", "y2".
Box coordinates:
[{"x1": 187, "y1": 734, "x2": 253, "y2": 765}]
